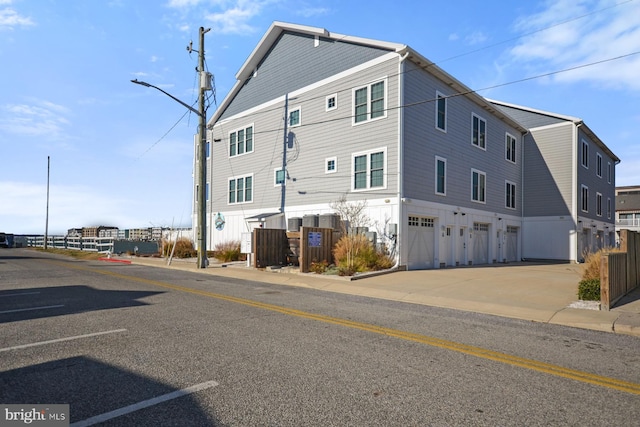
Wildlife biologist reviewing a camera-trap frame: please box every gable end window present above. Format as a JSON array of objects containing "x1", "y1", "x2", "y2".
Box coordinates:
[
  {"x1": 229, "y1": 125, "x2": 254, "y2": 157},
  {"x1": 471, "y1": 169, "x2": 486, "y2": 203},
  {"x1": 352, "y1": 148, "x2": 386, "y2": 191},
  {"x1": 472, "y1": 113, "x2": 487, "y2": 150},
  {"x1": 325, "y1": 157, "x2": 337, "y2": 174},
  {"x1": 353, "y1": 79, "x2": 387, "y2": 124},
  {"x1": 505, "y1": 133, "x2": 516, "y2": 163},
  {"x1": 289, "y1": 107, "x2": 301, "y2": 127},
  {"x1": 581, "y1": 140, "x2": 589, "y2": 168},
  {"x1": 436, "y1": 92, "x2": 447, "y2": 132},
  {"x1": 228, "y1": 174, "x2": 253, "y2": 205},
  {"x1": 326, "y1": 94, "x2": 337, "y2": 111}
]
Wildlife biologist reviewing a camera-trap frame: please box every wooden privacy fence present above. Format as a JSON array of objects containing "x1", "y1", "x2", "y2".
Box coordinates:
[
  {"x1": 299, "y1": 227, "x2": 342, "y2": 273},
  {"x1": 252, "y1": 228, "x2": 289, "y2": 268},
  {"x1": 600, "y1": 229, "x2": 640, "y2": 310}
]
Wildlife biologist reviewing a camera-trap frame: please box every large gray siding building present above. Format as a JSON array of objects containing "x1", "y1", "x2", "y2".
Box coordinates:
[{"x1": 197, "y1": 22, "x2": 619, "y2": 269}]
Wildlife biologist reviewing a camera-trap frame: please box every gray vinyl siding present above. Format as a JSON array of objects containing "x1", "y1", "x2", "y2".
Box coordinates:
[
  {"x1": 523, "y1": 124, "x2": 573, "y2": 217},
  {"x1": 218, "y1": 32, "x2": 392, "y2": 121},
  {"x1": 402, "y1": 61, "x2": 522, "y2": 215},
  {"x1": 210, "y1": 57, "x2": 400, "y2": 213},
  {"x1": 492, "y1": 104, "x2": 566, "y2": 129},
  {"x1": 577, "y1": 128, "x2": 616, "y2": 222}
]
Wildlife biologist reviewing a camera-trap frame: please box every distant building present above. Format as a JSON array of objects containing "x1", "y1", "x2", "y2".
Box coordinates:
[{"x1": 616, "y1": 185, "x2": 640, "y2": 233}]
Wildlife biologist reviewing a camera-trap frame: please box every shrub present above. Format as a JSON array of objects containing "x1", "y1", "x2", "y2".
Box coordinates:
[
  {"x1": 309, "y1": 259, "x2": 329, "y2": 274},
  {"x1": 580, "y1": 246, "x2": 623, "y2": 281},
  {"x1": 333, "y1": 234, "x2": 394, "y2": 276},
  {"x1": 167, "y1": 238, "x2": 197, "y2": 259},
  {"x1": 213, "y1": 240, "x2": 241, "y2": 262},
  {"x1": 578, "y1": 278, "x2": 600, "y2": 301}
]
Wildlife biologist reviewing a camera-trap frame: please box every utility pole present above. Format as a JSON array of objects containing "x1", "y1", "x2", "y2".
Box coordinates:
[
  {"x1": 196, "y1": 26, "x2": 211, "y2": 269},
  {"x1": 44, "y1": 155, "x2": 50, "y2": 250}
]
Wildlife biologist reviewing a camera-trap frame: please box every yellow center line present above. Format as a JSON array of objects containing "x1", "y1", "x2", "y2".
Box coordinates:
[{"x1": 52, "y1": 260, "x2": 640, "y2": 395}]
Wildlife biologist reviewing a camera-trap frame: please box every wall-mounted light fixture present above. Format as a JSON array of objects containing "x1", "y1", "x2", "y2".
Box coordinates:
[
  {"x1": 453, "y1": 212, "x2": 458, "y2": 215},
  {"x1": 461, "y1": 213, "x2": 466, "y2": 216}
]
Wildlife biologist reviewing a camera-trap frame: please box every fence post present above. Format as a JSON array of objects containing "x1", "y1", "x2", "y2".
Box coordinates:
[{"x1": 600, "y1": 253, "x2": 610, "y2": 311}]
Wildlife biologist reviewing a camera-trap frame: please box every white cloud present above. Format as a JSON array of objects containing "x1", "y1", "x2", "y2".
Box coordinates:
[
  {"x1": 0, "y1": 6, "x2": 35, "y2": 29},
  {"x1": 465, "y1": 31, "x2": 488, "y2": 46},
  {"x1": 295, "y1": 7, "x2": 330, "y2": 18},
  {"x1": 0, "y1": 101, "x2": 71, "y2": 139},
  {"x1": 509, "y1": 0, "x2": 640, "y2": 91}
]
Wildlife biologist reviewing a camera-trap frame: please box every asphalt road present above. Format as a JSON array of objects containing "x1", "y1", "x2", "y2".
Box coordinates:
[{"x1": 1, "y1": 248, "x2": 640, "y2": 426}]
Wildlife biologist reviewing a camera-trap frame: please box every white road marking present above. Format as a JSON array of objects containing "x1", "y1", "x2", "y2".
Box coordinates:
[
  {"x1": 0, "y1": 304, "x2": 64, "y2": 314},
  {"x1": 0, "y1": 291, "x2": 41, "y2": 298},
  {"x1": 70, "y1": 380, "x2": 220, "y2": 427},
  {"x1": 0, "y1": 329, "x2": 127, "y2": 352}
]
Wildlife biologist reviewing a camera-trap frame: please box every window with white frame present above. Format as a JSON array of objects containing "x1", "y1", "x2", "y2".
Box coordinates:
[
  {"x1": 472, "y1": 113, "x2": 486, "y2": 149},
  {"x1": 229, "y1": 125, "x2": 254, "y2": 157},
  {"x1": 596, "y1": 153, "x2": 602, "y2": 177},
  {"x1": 228, "y1": 174, "x2": 253, "y2": 204},
  {"x1": 596, "y1": 192, "x2": 602, "y2": 216},
  {"x1": 581, "y1": 140, "x2": 589, "y2": 168},
  {"x1": 435, "y1": 156, "x2": 446, "y2": 195},
  {"x1": 352, "y1": 148, "x2": 386, "y2": 190},
  {"x1": 274, "y1": 168, "x2": 285, "y2": 186},
  {"x1": 506, "y1": 180, "x2": 516, "y2": 209},
  {"x1": 581, "y1": 185, "x2": 589, "y2": 212},
  {"x1": 471, "y1": 169, "x2": 486, "y2": 203},
  {"x1": 325, "y1": 157, "x2": 337, "y2": 174},
  {"x1": 607, "y1": 162, "x2": 612, "y2": 183},
  {"x1": 505, "y1": 133, "x2": 516, "y2": 163},
  {"x1": 206, "y1": 141, "x2": 211, "y2": 158},
  {"x1": 436, "y1": 91, "x2": 447, "y2": 132},
  {"x1": 607, "y1": 197, "x2": 612, "y2": 219},
  {"x1": 289, "y1": 107, "x2": 301, "y2": 127},
  {"x1": 353, "y1": 79, "x2": 386, "y2": 124},
  {"x1": 326, "y1": 94, "x2": 337, "y2": 111}
]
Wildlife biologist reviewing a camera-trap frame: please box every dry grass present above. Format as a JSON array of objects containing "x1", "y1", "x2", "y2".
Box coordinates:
[
  {"x1": 32, "y1": 247, "x2": 104, "y2": 260},
  {"x1": 581, "y1": 246, "x2": 623, "y2": 281}
]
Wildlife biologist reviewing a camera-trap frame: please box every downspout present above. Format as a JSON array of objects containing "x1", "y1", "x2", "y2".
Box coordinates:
[
  {"x1": 393, "y1": 50, "x2": 410, "y2": 270},
  {"x1": 521, "y1": 130, "x2": 528, "y2": 261},
  {"x1": 574, "y1": 121, "x2": 583, "y2": 262}
]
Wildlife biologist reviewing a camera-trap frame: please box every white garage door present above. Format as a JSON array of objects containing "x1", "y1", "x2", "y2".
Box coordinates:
[
  {"x1": 472, "y1": 223, "x2": 489, "y2": 265},
  {"x1": 407, "y1": 216, "x2": 435, "y2": 270}
]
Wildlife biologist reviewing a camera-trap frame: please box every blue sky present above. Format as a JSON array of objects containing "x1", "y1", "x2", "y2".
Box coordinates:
[{"x1": 1, "y1": 0, "x2": 639, "y2": 235}]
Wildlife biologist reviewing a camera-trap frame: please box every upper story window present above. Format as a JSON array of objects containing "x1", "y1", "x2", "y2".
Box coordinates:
[
  {"x1": 436, "y1": 91, "x2": 447, "y2": 132},
  {"x1": 596, "y1": 153, "x2": 602, "y2": 178},
  {"x1": 206, "y1": 141, "x2": 211, "y2": 158},
  {"x1": 229, "y1": 125, "x2": 254, "y2": 157},
  {"x1": 607, "y1": 162, "x2": 612, "y2": 184},
  {"x1": 274, "y1": 168, "x2": 285, "y2": 186},
  {"x1": 607, "y1": 197, "x2": 612, "y2": 219},
  {"x1": 471, "y1": 169, "x2": 486, "y2": 203},
  {"x1": 228, "y1": 174, "x2": 253, "y2": 205},
  {"x1": 506, "y1": 180, "x2": 516, "y2": 209},
  {"x1": 596, "y1": 192, "x2": 603, "y2": 216},
  {"x1": 326, "y1": 94, "x2": 337, "y2": 111},
  {"x1": 289, "y1": 107, "x2": 301, "y2": 127},
  {"x1": 505, "y1": 133, "x2": 516, "y2": 163},
  {"x1": 353, "y1": 79, "x2": 386, "y2": 124},
  {"x1": 435, "y1": 156, "x2": 446, "y2": 195},
  {"x1": 581, "y1": 140, "x2": 589, "y2": 168},
  {"x1": 472, "y1": 113, "x2": 486, "y2": 150},
  {"x1": 581, "y1": 185, "x2": 589, "y2": 212},
  {"x1": 325, "y1": 157, "x2": 337, "y2": 174},
  {"x1": 352, "y1": 147, "x2": 386, "y2": 191}
]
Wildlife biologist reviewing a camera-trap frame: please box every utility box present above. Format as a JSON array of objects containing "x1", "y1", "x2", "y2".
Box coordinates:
[
  {"x1": 365, "y1": 231, "x2": 377, "y2": 246},
  {"x1": 302, "y1": 214, "x2": 319, "y2": 227}
]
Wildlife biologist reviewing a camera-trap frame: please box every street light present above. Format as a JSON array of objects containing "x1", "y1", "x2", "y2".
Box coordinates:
[{"x1": 130, "y1": 27, "x2": 211, "y2": 268}]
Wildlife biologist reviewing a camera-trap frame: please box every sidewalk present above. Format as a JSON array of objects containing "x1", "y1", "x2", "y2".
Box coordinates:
[{"x1": 118, "y1": 256, "x2": 640, "y2": 338}]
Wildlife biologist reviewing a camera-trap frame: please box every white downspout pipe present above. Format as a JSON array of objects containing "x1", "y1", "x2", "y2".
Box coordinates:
[{"x1": 394, "y1": 50, "x2": 410, "y2": 270}]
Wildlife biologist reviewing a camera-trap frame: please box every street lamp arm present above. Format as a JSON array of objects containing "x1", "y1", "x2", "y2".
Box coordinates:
[{"x1": 131, "y1": 79, "x2": 201, "y2": 117}]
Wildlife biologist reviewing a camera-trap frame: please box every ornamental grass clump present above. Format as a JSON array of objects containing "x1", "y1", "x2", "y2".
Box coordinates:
[
  {"x1": 213, "y1": 240, "x2": 242, "y2": 262},
  {"x1": 577, "y1": 247, "x2": 623, "y2": 301},
  {"x1": 333, "y1": 233, "x2": 394, "y2": 276}
]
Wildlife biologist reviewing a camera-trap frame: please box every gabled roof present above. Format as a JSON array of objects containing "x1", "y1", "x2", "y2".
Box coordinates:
[
  {"x1": 210, "y1": 22, "x2": 526, "y2": 133},
  {"x1": 489, "y1": 99, "x2": 620, "y2": 163}
]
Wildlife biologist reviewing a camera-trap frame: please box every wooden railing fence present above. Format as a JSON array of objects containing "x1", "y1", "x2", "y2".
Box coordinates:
[{"x1": 600, "y1": 229, "x2": 640, "y2": 310}]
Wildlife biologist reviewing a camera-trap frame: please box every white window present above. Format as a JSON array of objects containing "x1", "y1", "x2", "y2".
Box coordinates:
[
  {"x1": 581, "y1": 185, "x2": 589, "y2": 212},
  {"x1": 229, "y1": 125, "x2": 254, "y2": 157},
  {"x1": 471, "y1": 169, "x2": 486, "y2": 203},
  {"x1": 435, "y1": 91, "x2": 447, "y2": 132},
  {"x1": 596, "y1": 153, "x2": 602, "y2": 178},
  {"x1": 274, "y1": 168, "x2": 285, "y2": 186},
  {"x1": 228, "y1": 174, "x2": 253, "y2": 205},
  {"x1": 596, "y1": 192, "x2": 602, "y2": 216},
  {"x1": 435, "y1": 156, "x2": 446, "y2": 195},
  {"x1": 607, "y1": 197, "x2": 612, "y2": 219},
  {"x1": 581, "y1": 140, "x2": 589, "y2": 168},
  {"x1": 288, "y1": 107, "x2": 301, "y2": 127},
  {"x1": 353, "y1": 79, "x2": 387, "y2": 124},
  {"x1": 472, "y1": 113, "x2": 487, "y2": 150},
  {"x1": 352, "y1": 147, "x2": 386, "y2": 191},
  {"x1": 607, "y1": 162, "x2": 612, "y2": 184},
  {"x1": 325, "y1": 157, "x2": 337, "y2": 174},
  {"x1": 206, "y1": 141, "x2": 211, "y2": 158},
  {"x1": 326, "y1": 94, "x2": 337, "y2": 111},
  {"x1": 506, "y1": 180, "x2": 516, "y2": 209},
  {"x1": 505, "y1": 133, "x2": 516, "y2": 163}
]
